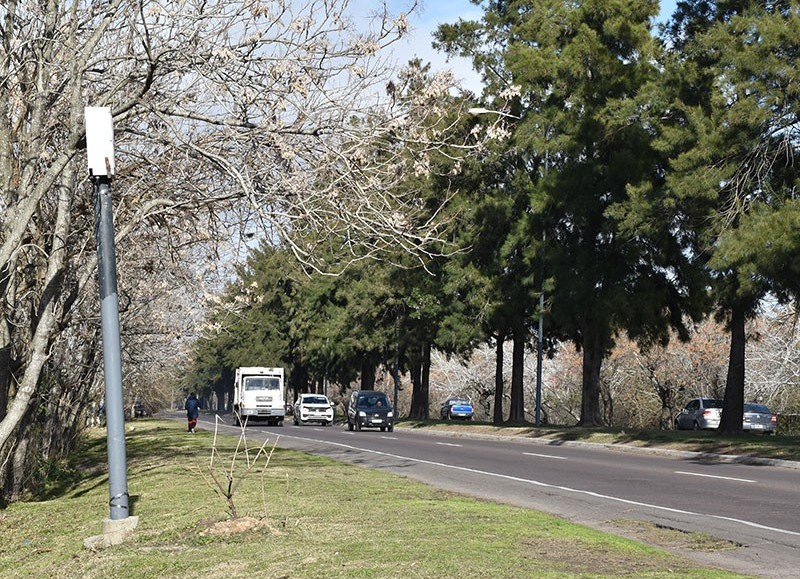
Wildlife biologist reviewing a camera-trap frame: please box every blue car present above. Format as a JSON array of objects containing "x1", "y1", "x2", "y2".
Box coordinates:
[{"x1": 440, "y1": 398, "x2": 474, "y2": 420}]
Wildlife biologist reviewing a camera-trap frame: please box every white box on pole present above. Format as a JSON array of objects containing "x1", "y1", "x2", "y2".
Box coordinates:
[{"x1": 85, "y1": 107, "x2": 115, "y2": 176}]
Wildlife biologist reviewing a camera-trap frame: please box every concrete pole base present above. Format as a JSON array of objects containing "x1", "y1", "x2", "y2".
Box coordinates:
[{"x1": 84, "y1": 516, "x2": 140, "y2": 550}]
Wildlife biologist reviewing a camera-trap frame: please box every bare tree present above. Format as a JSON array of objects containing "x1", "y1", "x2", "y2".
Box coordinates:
[{"x1": 0, "y1": 0, "x2": 475, "y2": 498}]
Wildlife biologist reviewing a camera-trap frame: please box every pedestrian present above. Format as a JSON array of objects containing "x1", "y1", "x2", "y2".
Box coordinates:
[{"x1": 185, "y1": 393, "x2": 200, "y2": 433}]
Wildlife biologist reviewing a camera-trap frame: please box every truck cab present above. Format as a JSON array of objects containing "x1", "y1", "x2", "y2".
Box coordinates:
[{"x1": 233, "y1": 367, "x2": 285, "y2": 426}]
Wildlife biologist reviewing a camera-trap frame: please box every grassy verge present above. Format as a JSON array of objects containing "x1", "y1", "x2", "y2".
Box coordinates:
[
  {"x1": 400, "y1": 420, "x2": 800, "y2": 462},
  {"x1": 0, "y1": 420, "x2": 751, "y2": 578}
]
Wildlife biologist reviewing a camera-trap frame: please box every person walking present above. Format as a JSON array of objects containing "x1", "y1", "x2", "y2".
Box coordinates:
[{"x1": 185, "y1": 393, "x2": 200, "y2": 433}]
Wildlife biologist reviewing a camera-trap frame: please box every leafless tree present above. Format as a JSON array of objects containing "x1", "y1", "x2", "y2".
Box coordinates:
[{"x1": 0, "y1": 0, "x2": 475, "y2": 498}]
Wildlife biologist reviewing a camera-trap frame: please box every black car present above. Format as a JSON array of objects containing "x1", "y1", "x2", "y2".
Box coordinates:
[{"x1": 347, "y1": 390, "x2": 394, "y2": 432}]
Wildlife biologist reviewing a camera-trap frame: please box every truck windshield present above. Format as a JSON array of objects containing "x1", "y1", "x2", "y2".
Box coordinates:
[{"x1": 244, "y1": 377, "x2": 280, "y2": 391}]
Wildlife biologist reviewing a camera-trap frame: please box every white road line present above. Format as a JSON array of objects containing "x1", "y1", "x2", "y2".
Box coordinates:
[
  {"x1": 675, "y1": 471, "x2": 756, "y2": 483},
  {"x1": 200, "y1": 421, "x2": 800, "y2": 539},
  {"x1": 436, "y1": 442, "x2": 462, "y2": 447},
  {"x1": 381, "y1": 436, "x2": 399, "y2": 440},
  {"x1": 524, "y1": 452, "x2": 568, "y2": 460}
]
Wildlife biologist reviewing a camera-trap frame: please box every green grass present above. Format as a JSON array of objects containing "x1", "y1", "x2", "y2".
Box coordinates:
[{"x1": 0, "y1": 420, "x2": 753, "y2": 578}]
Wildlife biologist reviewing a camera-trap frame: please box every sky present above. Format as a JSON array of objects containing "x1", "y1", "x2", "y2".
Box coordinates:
[{"x1": 379, "y1": 0, "x2": 680, "y2": 95}]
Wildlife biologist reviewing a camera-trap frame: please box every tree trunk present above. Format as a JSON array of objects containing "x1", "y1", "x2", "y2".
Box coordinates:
[
  {"x1": 409, "y1": 343, "x2": 431, "y2": 419},
  {"x1": 578, "y1": 326, "x2": 605, "y2": 427},
  {"x1": 493, "y1": 335, "x2": 505, "y2": 425},
  {"x1": 507, "y1": 322, "x2": 526, "y2": 423},
  {"x1": 360, "y1": 360, "x2": 376, "y2": 390},
  {"x1": 719, "y1": 305, "x2": 746, "y2": 435}
]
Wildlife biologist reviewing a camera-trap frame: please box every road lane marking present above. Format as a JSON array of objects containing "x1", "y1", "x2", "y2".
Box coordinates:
[
  {"x1": 436, "y1": 442, "x2": 462, "y2": 447},
  {"x1": 381, "y1": 436, "x2": 398, "y2": 440},
  {"x1": 675, "y1": 471, "x2": 756, "y2": 483},
  {"x1": 524, "y1": 452, "x2": 568, "y2": 460},
  {"x1": 201, "y1": 421, "x2": 800, "y2": 539}
]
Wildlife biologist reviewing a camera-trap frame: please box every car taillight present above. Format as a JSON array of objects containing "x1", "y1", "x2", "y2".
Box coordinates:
[
  {"x1": 771, "y1": 414, "x2": 777, "y2": 424},
  {"x1": 703, "y1": 410, "x2": 714, "y2": 416}
]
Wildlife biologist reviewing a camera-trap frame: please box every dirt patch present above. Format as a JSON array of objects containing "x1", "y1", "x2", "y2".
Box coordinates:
[
  {"x1": 610, "y1": 519, "x2": 740, "y2": 552},
  {"x1": 199, "y1": 516, "x2": 268, "y2": 537},
  {"x1": 520, "y1": 536, "x2": 666, "y2": 575}
]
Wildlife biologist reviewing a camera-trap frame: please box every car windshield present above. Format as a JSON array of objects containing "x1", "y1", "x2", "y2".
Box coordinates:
[
  {"x1": 450, "y1": 399, "x2": 470, "y2": 406},
  {"x1": 303, "y1": 396, "x2": 329, "y2": 405},
  {"x1": 744, "y1": 403, "x2": 771, "y2": 413},
  {"x1": 358, "y1": 395, "x2": 388, "y2": 408},
  {"x1": 702, "y1": 399, "x2": 724, "y2": 408}
]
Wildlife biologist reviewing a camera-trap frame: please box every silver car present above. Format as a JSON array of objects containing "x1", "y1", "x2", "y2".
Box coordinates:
[
  {"x1": 743, "y1": 403, "x2": 777, "y2": 435},
  {"x1": 675, "y1": 398, "x2": 724, "y2": 430}
]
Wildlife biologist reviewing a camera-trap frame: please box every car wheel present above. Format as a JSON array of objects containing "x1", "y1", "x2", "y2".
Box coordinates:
[
  {"x1": 674, "y1": 419, "x2": 681, "y2": 431},
  {"x1": 355, "y1": 420, "x2": 361, "y2": 431},
  {"x1": 387, "y1": 425, "x2": 394, "y2": 432},
  {"x1": 347, "y1": 420, "x2": 353, "y2": 431},
  {"x1": 693, "y1": 421, "x2": 701, "y2": 431}
]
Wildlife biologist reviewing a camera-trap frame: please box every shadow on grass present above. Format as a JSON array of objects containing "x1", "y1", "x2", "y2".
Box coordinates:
[{"x1": 37, "y1": 420, "x2": 305, "y2": 502}]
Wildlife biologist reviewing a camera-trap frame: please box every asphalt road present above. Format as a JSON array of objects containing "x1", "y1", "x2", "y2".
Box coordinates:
[{"x1": 188, "y1": 414, "x2": 800, "y2": 578}]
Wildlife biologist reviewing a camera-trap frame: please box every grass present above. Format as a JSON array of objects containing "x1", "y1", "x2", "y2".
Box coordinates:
[{"x1": 0, "y1": 419, "x2": 754, "y2": 579}]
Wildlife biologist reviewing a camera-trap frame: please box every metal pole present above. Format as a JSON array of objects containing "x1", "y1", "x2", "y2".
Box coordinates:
[
  {"x1": 393, "y1": 317, "x2": 400, "y2": 416},
  {"x1": 94, "y1": 176, "x2": 130, "y2": 521},
  {"x1": 535, "y1": 292, "x2": 544, "y2": 427}
]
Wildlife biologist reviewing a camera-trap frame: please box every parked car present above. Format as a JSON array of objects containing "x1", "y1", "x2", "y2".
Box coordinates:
[
  {"x1": 743, "y1": 403, "x2": 777, "y2": 435},
  {"x1": 675, "y1": 398, "x2": 724, "y2": 430},
  {"x1": 440, "y1": 398, "x2": 474, "y2": 420},
  {"x1": 347, "y1": 390, "x2": 394, "y2": 432},
  {"x1": 293, "y1": 394, "x2": 334, "y2": 426}
]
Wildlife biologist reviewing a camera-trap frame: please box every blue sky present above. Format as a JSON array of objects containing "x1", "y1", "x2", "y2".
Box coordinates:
[{"x1": 382, "y1": 0, "x2": 680, "y2": 94}]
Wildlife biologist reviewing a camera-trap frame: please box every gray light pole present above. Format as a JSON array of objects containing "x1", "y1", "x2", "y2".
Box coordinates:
[
  {"x1": 84, "y1": 107, "x2": 138, "y2": 548},
  {"x1": 535, "y1": 292, "x2": 544, "y2": 426}
]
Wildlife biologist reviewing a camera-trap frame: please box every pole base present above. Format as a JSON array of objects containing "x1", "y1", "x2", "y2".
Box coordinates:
[{"x1": 84, "y1": 516, "x2": 140, "y2": 549}]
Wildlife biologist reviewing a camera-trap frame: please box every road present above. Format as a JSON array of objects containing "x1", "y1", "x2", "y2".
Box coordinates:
[{"x1": 191, "y1": 414, "x2": 800, "y2": 578}]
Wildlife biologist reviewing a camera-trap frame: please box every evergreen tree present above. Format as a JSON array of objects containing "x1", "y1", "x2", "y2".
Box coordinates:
[
  {"x1": 439, "y1": 0, "x2": 707, "y2": 426},
  {"x1": 661, "y1": 0, "x2": 800, "y2": 434}
]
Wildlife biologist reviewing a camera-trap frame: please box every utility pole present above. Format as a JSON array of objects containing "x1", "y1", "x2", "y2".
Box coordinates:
[{"x1": 84, "y1": 107, "x2": 139, "y2": 548}]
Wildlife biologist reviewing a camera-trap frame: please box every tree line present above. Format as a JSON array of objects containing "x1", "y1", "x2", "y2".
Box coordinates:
[
  {"x1": 191, "y1": 0, "x2": 800, "y2": 436},
  {"x1": 2, "y1": 0, "x2": 799, "y2": 505}
]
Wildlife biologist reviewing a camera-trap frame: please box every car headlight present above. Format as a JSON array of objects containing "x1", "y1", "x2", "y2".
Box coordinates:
[
  {"x1": 358, "y1": 411, "x2": 366, "y2": 417},
  {"x1": 388, "y1": 411, "x2": 393, "y2": 418}
]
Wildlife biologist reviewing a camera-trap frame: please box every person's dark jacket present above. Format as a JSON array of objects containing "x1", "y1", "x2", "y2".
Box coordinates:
[{"x1": 185, "y1": 394, "x2": 200, "y2": 419}]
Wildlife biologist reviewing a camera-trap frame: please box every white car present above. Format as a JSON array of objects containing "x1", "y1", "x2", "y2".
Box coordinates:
[{"x1": 293, "y1": 394, "x2": 334, "y2": 426}]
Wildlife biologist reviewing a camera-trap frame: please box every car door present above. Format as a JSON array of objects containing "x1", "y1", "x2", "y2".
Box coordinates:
[{"x1": 677, "y1": 400, "x2": 698, "y2": 429}]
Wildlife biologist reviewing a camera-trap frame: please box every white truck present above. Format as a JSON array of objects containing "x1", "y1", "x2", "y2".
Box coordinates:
[{"x1": 233, "y1": 367, "x2": 285, "y2": 426}]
